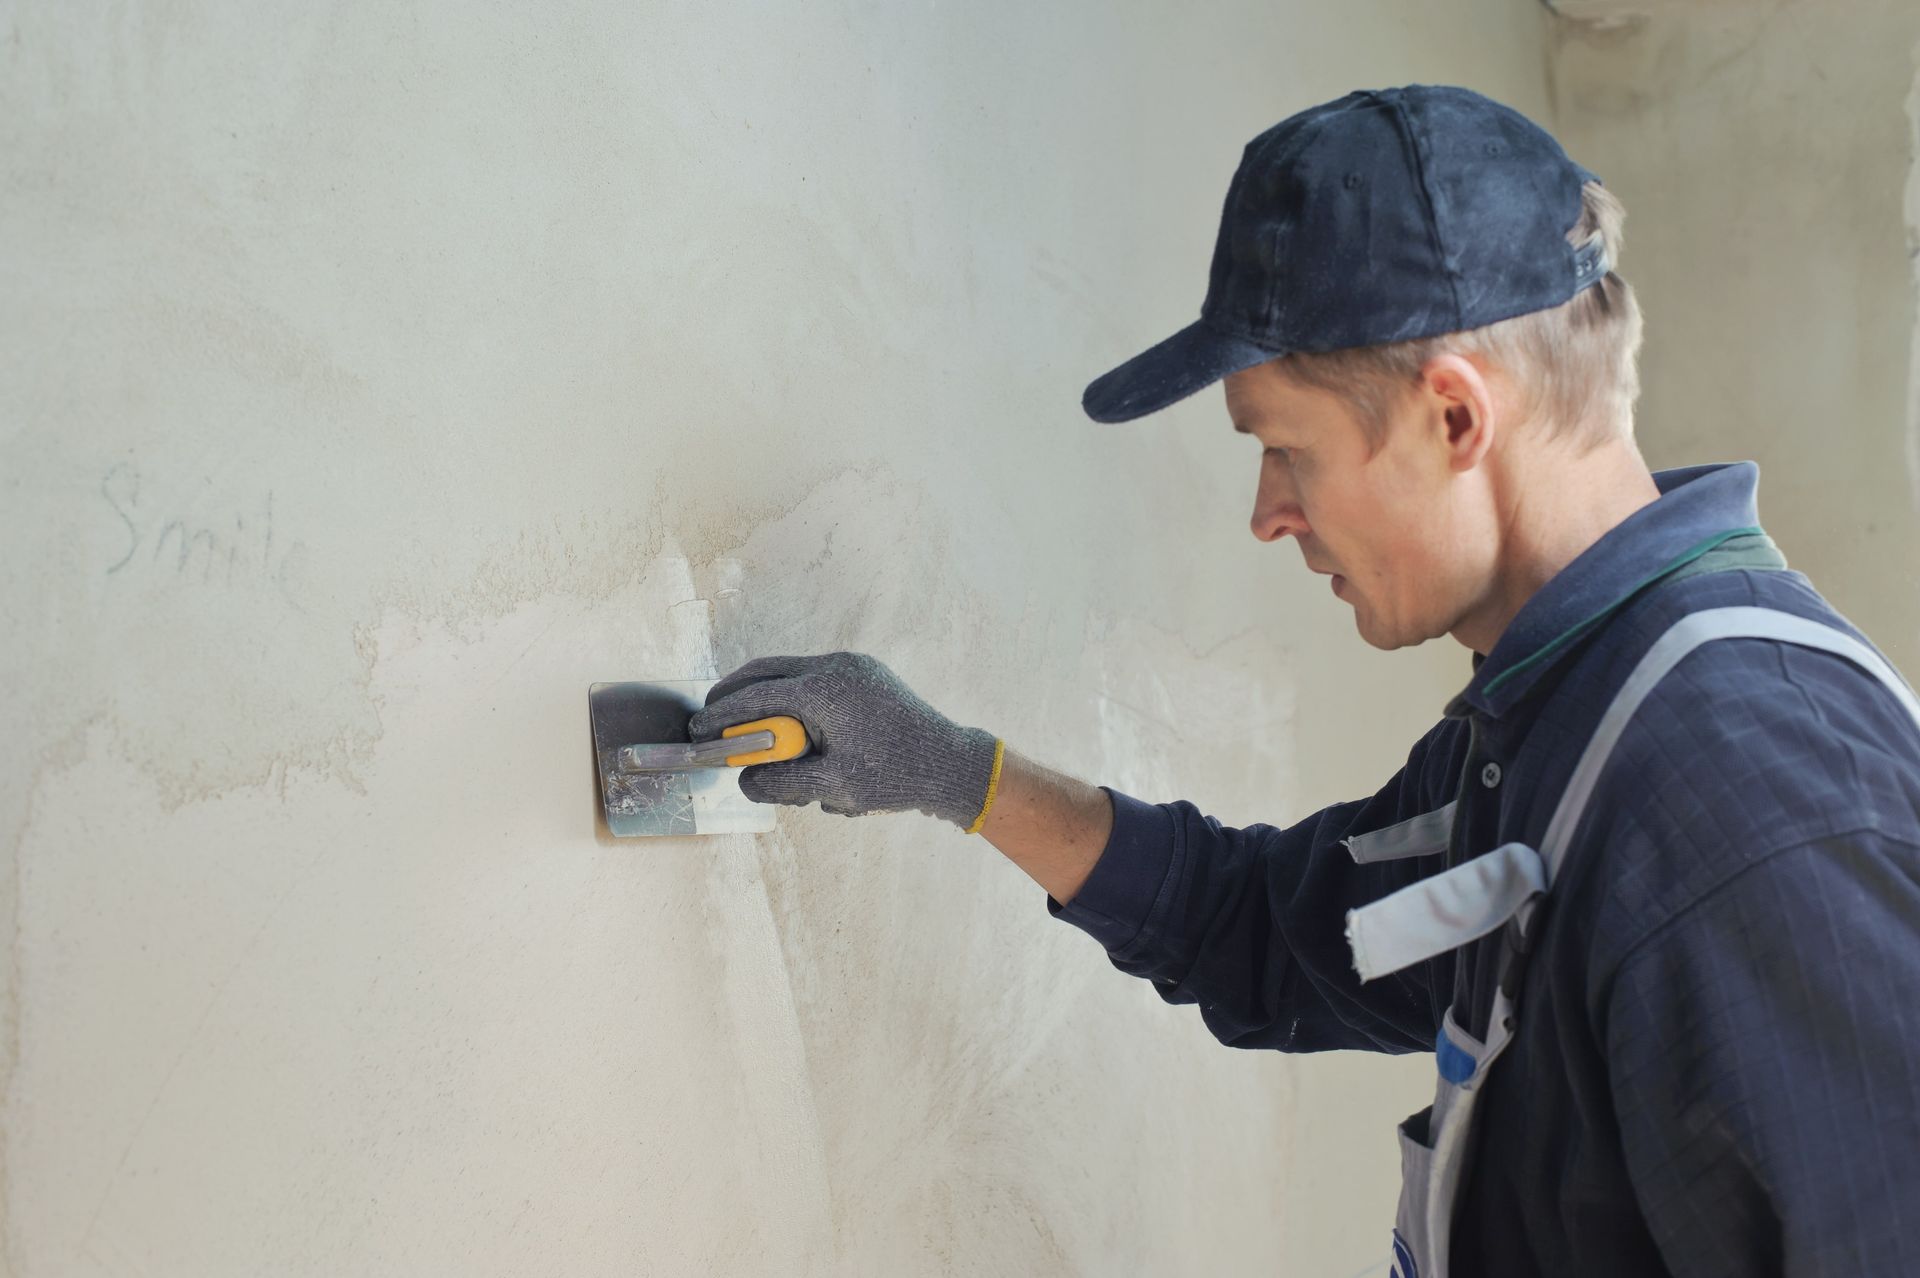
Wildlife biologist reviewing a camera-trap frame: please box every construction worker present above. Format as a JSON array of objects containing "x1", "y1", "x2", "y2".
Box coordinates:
[{"x1": 692, "y1": 86, "x2": 1920, "y2": 1276}]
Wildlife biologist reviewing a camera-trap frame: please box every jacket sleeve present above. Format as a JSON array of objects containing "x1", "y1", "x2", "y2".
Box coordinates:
[
  {"x1": 1045, "y1": 717, "x2": 1467, "y2": 1054},
  {"x1": 1605, "y1": 833, "x2": 1920, "y2": 1277}
]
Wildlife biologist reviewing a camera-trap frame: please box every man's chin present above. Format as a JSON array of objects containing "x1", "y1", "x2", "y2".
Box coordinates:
[{"x1": 1354, "y1": 610, "x2": 1433, "y2": 653}]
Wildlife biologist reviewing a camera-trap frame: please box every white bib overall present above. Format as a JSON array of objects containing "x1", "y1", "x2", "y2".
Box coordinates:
[{"x1": 1340, "y1": 607, "x2": 1920, "y2": 1278}]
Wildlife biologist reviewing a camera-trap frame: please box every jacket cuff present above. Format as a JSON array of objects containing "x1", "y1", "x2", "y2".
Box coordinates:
[{"x1": 1045, "y1": 787, "x2": 1178, "y2": 953}]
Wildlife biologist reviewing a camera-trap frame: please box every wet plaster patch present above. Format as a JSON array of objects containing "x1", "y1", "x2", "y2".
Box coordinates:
[{"x1": 9, "y1": 576, "x2": 836, "y2": 1274}]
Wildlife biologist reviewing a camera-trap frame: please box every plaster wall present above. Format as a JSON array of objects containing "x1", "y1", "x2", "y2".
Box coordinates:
[
  {"x1": 1546, "y1": 0, "x2": 1920, "y2": 675},
  {"x1": 0, "y1": 3, "x2": 1550, "y2": 1275}
]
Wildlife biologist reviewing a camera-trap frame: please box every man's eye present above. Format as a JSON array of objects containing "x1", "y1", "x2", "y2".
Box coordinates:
[{"x1": 1265, "y1": 446, "x2": 1293, "y2": 461}]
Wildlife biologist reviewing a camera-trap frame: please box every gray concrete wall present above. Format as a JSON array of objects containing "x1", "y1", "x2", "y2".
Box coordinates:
[{"x1": 0, "y1": 3, "x2": 1549, "y2": 1275}]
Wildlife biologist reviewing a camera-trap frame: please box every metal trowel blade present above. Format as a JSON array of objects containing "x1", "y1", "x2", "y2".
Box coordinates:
[{"x1": 588, "y1": 680, "x2": 776, "y2": 837}]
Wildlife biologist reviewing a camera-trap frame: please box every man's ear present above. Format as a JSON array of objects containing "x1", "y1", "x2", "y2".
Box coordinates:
[{"x1": 1419, "y1": 353, "x2": 1496, "y2": 473}]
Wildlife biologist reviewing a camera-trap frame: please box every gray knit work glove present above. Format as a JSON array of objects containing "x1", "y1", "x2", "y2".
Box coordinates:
[{"x1": 688, "y1": 652, "x2": 1005, "y2": 831}]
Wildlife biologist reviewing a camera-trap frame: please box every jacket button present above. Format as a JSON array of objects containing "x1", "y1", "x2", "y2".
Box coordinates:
[{"x1": 1481, "y1": 761, "x2": 1502, "y2": 788}]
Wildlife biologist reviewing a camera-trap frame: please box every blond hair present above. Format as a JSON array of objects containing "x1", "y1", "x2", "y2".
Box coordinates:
[{"x1": 1278, "y1": 182, "x2": 1644, "y2": 451}]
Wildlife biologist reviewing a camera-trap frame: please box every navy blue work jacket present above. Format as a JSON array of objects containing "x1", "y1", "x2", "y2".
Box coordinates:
[{"x1": 1047, "y1": 462, "x2": 1920, "y2": 1276}]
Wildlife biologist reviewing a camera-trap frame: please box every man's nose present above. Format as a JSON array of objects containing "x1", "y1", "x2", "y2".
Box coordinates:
[{"x1": 1250, "y1": 457, "x2": 1310, "y2": 543}]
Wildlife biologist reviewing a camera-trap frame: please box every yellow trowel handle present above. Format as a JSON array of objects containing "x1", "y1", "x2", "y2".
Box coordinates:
[{"x1": 720, "y1": 716, "x2": 810, "y2": 767}]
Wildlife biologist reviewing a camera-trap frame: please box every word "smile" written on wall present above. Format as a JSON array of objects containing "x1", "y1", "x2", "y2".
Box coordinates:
[{"x1": 99, "y1": 462, "x2": 309, "y2": 611}]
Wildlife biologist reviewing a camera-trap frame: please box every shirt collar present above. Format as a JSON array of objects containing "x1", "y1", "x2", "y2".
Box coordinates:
[{"x1": 1445, "y1": 461, "x2": 1766, "y2": 721}]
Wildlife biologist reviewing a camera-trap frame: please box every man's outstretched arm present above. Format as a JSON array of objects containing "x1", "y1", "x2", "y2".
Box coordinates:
[
  {"x1": 977, "y1": 748, "x2": 1114, "y2": 906},
  {"x1": 692, "y1": 650, "x2": 1462, "y2": 1054}
]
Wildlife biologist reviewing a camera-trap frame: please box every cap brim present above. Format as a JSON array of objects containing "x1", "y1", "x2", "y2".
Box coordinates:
[{"x1": 1082, "y1": 319, "x2": 1284, "y2": 423}]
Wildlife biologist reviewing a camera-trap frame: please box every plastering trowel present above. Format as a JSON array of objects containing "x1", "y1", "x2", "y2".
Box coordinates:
[{"x1": 589, "y1": 680, "x2": 809, "y2": 837}]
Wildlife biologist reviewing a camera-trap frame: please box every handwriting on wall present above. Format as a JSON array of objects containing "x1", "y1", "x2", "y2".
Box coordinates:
[{"x1": 100, "y1": 462, "x2": 308, "y2": 610}]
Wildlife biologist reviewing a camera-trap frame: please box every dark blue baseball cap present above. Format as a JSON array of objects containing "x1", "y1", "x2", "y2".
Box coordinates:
[{"x1": 1082, "y1": 85, "x2": 1608, "y2": 424}]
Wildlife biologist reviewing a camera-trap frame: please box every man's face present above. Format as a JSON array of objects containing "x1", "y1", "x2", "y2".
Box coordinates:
[{"x1": 1224, "y1": 359, "x2": 1496, "y2": 651}]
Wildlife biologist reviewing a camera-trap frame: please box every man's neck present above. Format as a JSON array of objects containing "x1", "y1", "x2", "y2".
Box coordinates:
[{"x1": 1453, "y1": 437, "x2": 1661, "y2": 656}]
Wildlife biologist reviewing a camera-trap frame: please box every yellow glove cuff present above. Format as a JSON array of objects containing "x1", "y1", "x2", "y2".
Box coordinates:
[{"x1": 964, "y1": 738, "x2": 1007, "y2": 835}]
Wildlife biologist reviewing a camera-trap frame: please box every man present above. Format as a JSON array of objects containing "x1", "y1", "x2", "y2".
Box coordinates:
[{"x1": 690, "y1": 86, "x2": 1920, "y2": 1276}]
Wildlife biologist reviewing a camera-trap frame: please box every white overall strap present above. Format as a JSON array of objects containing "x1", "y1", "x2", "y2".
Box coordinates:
[
  {"x1": 1345, "y1": 801, "x2": 1458, "y2": 864},
  {"x1": 1347, "y1": 842, "x2": 1543, "y2": 982},
  {"x1": 1346, "y1": 606, "x2": 1920, "y2": 984},
  {"x1": 1535, "y1": 605, "x2": 1920, "y2": 880}
]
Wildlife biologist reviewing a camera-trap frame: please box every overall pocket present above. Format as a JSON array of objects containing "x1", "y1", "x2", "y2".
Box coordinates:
[{"x1": 1392, "y1": 1103, "x2": 1437, "y2": 1278}]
